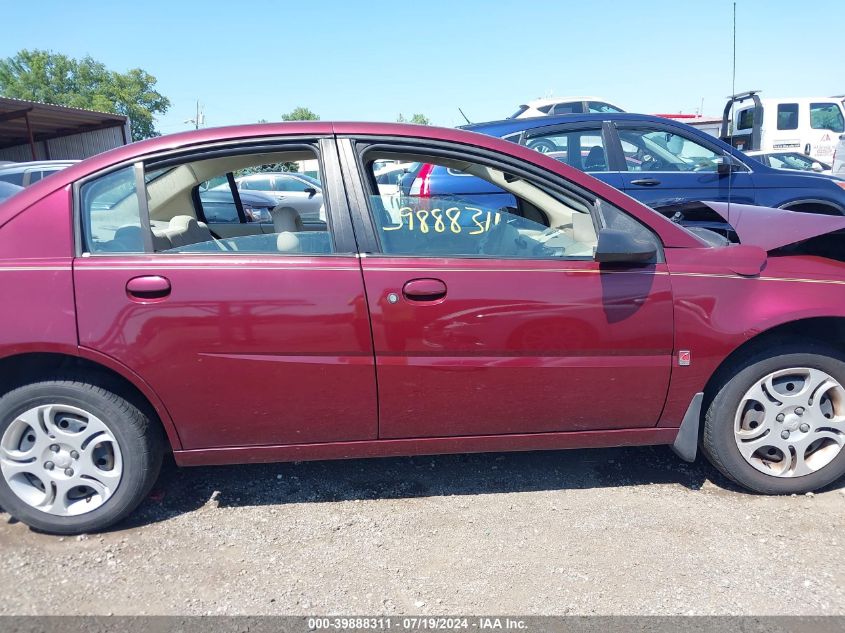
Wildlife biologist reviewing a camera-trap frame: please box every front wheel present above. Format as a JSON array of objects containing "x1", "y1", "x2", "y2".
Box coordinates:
[
  {"x1": 0, "y1": 379, "x2": 163, "y2": 534},
  {"x1": 703, "y1": 345, "x2": 845, "y2": 494}
]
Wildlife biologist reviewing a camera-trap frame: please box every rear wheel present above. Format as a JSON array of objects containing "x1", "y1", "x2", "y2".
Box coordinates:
[
  {"x1": 703, "y1": 344, "x2": 845, "y2": 494},
  {"x1": 0, "y1": 379, "x2": 163, "y2": 534}
]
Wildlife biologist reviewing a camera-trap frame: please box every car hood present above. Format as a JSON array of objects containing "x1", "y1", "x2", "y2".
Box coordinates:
[{"x1": 702, "y1": 202, "x2": 845, "y2": 252}]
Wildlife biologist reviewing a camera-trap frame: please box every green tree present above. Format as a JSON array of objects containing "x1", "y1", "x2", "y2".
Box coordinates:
[
  {"x1": 281, "y1": 106, "x2": 320, "y2": 121},
  {"x1": 0, "y1": 49, "x2": 170, "y2": 140},
  {"x1": 397, "y1": 113, "x2": 431, "y2": 125}
]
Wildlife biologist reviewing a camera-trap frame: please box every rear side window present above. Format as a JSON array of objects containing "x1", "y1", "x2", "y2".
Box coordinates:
[
  {"x1": 524, "y1": 128, "x2": 608, "y2": 172},
  {"x1": 810, "y1": 103, "x2": 845, "y2": 133},
  {"x1": 80, "y1": 165, "x2": 143, "y2": 253},
  {"x1": 276, "y1": 176, "x2": 313, "y2": 192},
  {"x1": 737, "y1": 108, "x2": 755, "y2": 130},
  {"x1": 777, "y1": 104, "x2": 799, "y2": 130},
  {"x1": 549, "y1": 102, "x2": 583, "y2": 115},
  {"x1": 0, "y1": 172, "x2": 24, "y2": 186},
  {"x1": 241, "y1": 175, "x2": 273, "y2": 190},
  {"x1": 588, "y1": 101, "x2": 623, "y2": 114}
]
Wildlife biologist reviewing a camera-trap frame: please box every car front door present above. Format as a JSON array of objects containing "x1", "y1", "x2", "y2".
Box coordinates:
[
  {"x1": 612, "y1": 122, "x2": 757, "y2": 216},
  {"x1": 72, "y1": 139, "x2": 377, "y2": 450},
  {"x1": 340, "y1": 139, "x2": 675, "y2": 440}
]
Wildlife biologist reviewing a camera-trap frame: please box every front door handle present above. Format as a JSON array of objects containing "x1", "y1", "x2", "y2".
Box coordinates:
[
  {"x1": 630, "y1": 178, "x2": 661, "y2": 186},
  {"x1": 402, "y1": 278, "x2": 447, "y2": 302},
  {"x1": 126, "y1": 275, "x2": 171, "y2": 301}
]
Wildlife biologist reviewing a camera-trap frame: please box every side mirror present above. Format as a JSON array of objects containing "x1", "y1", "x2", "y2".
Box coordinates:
[
  {"x1": 716, "y1": 157, "x2": 734, "y2": 175},
  {"x1": 304, "y1": 186, "x2": 318, "y2": 198},
  {"x1": 594, "y1": 228, "x2": 656, "y2": 265},
  {"x1": 811, "y1": 162, "x2": 824, "y2": 172}
]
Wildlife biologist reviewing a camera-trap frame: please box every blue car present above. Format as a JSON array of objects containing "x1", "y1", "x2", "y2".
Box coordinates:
[{"x1": 398, "y1": 113, "x2": 845, "y2": 238}]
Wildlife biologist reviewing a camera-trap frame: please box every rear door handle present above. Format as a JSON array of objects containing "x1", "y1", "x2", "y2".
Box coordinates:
[
  {"x1": 126, "y1": 275, "x2": 171, "y2": 301},
  {"x1": 630, "y1": 178, "x2": 661, "y2": 186},
  {"x1": 402, "y1": 278, "x2": 447, "y2": 302}
]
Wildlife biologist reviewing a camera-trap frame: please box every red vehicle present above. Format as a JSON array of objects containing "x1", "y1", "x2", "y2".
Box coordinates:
[{"x1": 1, "y1": 121, "x2": 845, "y2": 534}]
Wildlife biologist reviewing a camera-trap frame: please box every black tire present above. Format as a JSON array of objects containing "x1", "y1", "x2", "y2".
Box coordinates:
[
  {"x1": 702, "y1": 343, "x2": 845, "y2": 494},
  {"x1": 0, "y1": 378, "x2": 163, "y2": 534}
]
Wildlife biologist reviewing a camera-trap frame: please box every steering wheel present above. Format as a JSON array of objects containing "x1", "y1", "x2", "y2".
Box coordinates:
[
  {"x1": 527, "y1": 139, "x2": 557, "y2": 154},
  {"x1": 639, "y1": 152, "x2": 666, "y2": 171}
]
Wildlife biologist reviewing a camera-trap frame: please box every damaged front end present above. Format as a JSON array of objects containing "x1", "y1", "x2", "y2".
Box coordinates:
[{"x1": 677, "y1": 201, "x2": 845, "y2": 263}]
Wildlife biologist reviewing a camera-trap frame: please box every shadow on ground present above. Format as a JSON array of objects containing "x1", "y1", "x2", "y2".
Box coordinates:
[
  {"x1": 4, "y1": 445, "x2": 842, "y2": 533},
  {"x1": 114, "y1": 446, "x2": 732, "y2": 531}
]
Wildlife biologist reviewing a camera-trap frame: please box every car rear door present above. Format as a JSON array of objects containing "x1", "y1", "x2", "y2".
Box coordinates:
[
  {"x1": 72, "y1": 138, "x2": 377, "y2": 450},
  {"x1": 612, "y1": 121, "x2": 757, "y2": 216},
  {"x1": 339, "y1": 137, "x2": 674, "y2": 440},
  {"x1": 520, "y1": 121, "x2": 625, "y2": 190}
]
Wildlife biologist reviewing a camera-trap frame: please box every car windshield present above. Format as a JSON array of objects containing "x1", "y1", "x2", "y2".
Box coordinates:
[{"x1": 767, "y1": 153, "x2": 826, "y2": 171}]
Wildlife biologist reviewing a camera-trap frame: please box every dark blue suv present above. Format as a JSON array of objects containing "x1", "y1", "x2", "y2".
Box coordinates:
[{"x1": 399, "y1": 113, "x2": 845, "y2": 234}]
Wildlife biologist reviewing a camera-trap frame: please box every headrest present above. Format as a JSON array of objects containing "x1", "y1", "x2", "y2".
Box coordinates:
[
  {"x1": 276, "y1": 232, "x2": 300, "y2": 253},
  {"x1": 271, "y1": 205, "x2": 304, "y2": 233}
]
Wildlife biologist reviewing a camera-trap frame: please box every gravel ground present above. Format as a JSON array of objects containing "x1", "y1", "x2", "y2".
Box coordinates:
[{"x1": 0, "y1": 446, "x2": 843, "y2": 615}]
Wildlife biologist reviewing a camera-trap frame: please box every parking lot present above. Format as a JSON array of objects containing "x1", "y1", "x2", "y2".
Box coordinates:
[{"x1": 1, "y1": 446, "x2": 843, "y2": 615}]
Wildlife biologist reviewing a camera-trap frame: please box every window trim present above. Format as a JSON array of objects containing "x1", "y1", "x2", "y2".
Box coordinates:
[
  {"x1": 343, "y1": 137, "x2": 629, "y2": 262},
  {"x1": 73, "y1": 136, "x2": 355, "y2": 257},
  {"x1": 520, "y1": 121, "x2": 627, "y2": 172}
]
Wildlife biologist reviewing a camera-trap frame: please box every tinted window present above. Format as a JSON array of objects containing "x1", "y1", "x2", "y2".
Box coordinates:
[
  {"x1": 81, "y1": 166, "x2": 143, "y2": 253},
  {"x1": 275, "y1": 175, "x2": 313, "y2": 192},
  {"x1": 0, "y1": 172, "x2": 24, "y2": 186},
  {"x1": 618, "y1": 128, "x2": 722, "y2": 172},
  {"x1": 550, "y1": 102, "x2": 583, "y2": 115},
  {"x1": 365, "y1": 154, "x2": 598, "y2": 260},
  {"x1": 588, "y1": 101, "x2": 623, "y2": 113},
  {"x1": 777, "y1": 103, "x2": 799, "y2": 130},
  {"x1": 524, "y1": 128, "x2": 609, "y2": 172},
  {"x1": 198, "y1": 177, "x2": 240, "y2": 223},
  {"x1": 810, "y1": 103, "x2": 845, "y2": 133},
  {"x1": 737, "y1": 108, "x2": 755, "y2": 130}
]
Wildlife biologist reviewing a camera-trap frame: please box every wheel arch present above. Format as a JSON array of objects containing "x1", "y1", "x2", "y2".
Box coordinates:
[
  {"x1": 703, "y1": 316, "x2": 845, "y2": 405},
  {"x1": 778, "y1": 199, "x2": 845, "y2": 215},
  {"x1": 0, "y1": 350, "x2": 182, "y2": 451}
]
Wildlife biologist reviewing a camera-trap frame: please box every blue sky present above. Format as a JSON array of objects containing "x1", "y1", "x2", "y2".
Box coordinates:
[{"x1": 2, "y1": 0, "x2": 842, "y2": 133}]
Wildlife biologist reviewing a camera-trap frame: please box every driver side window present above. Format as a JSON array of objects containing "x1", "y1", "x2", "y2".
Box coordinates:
[{"x1": 618, "y1": 128, "x2": 722, "y2": 172}]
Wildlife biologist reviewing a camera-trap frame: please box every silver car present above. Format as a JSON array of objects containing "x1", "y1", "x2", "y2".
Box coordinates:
[
  {"x1": 234, "y1": 172, "x2": 324, "y2": 221},
  {"x1": 0, "y1": 160, "x2": 79, "y2": 187}
]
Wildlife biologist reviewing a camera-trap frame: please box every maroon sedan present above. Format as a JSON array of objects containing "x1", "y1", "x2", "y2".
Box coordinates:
[{"x1": 2, "y1": 121, "x2": 845, "y2": 534}]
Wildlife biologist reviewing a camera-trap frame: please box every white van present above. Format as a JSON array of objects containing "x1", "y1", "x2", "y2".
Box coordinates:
[
  {"x1": 833, "y1": 134, "x2": 845, "y2": 178},
  {"x1": 721, "y1": 91, "x2": 845, "y2": 162}
]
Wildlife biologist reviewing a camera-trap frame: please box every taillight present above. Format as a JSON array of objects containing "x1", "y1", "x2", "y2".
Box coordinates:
[{"x1": 410, "y1": 163, "x2": 434, "y2": 198}]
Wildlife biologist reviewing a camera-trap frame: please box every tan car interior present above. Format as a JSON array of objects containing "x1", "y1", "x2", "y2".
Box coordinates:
[
  {"x1": 369, "y1": 152, "x2": 599, "y2": 257},
  {"x1": 97, "y1": 151, "x2": 319, "y2": 253}
]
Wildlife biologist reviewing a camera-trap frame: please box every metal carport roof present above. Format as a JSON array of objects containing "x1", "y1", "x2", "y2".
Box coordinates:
[{"x1": 0, "y1": 97, "x2": 129, "y2": 158}]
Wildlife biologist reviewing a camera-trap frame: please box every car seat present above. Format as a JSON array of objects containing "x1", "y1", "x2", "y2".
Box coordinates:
[{"x1": 584, "y1": 146, "x2": 607, "y2": 171}]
